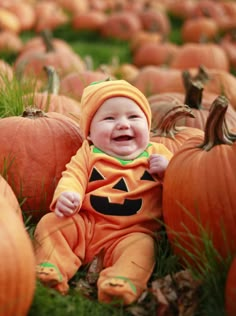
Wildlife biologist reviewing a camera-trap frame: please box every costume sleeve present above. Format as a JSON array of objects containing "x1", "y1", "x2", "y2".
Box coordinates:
[{"x1": 50, "y1": 141, "x2": 90, "y2": 212}]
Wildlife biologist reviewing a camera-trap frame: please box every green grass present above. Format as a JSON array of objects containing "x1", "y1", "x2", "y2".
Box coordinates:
[{"x1": 28, "y1": 281, "x2": 131, "y2": 316}]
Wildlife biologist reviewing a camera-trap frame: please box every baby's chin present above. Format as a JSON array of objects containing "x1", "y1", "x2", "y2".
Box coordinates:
[{"x1": 108, "y1": 148, "x2": 145, "y2": 160}]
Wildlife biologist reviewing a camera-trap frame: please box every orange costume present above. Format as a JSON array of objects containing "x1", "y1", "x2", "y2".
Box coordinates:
[{"x1": 34, "y1": 79, "x2": 173, "y2": 305}]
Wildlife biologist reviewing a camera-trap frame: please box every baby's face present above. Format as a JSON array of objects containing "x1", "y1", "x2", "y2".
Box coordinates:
[{"x1": 89, "y1": 97, "x2": 149, "y2": 160}]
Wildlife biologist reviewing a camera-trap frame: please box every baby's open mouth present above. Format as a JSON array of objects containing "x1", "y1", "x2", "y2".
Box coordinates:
[{"x1": 114, "y1": 135, "x2": 133, "y2": 141}]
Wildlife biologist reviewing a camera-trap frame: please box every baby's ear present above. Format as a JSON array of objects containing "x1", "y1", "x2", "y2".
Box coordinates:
[{"x1": 87, "y1": 135, "x2": 93, "y2": 145}]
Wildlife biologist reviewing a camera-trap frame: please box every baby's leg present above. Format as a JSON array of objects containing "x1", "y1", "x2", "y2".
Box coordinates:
[
  {"x1": 97, "y1": 233, "x2": 156, "y2": 305},
  {"x1": 34, "y1": 212, "x2": 87, "y2": 294}
]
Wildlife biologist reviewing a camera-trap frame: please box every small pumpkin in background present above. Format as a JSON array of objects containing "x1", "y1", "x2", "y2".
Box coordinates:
[
  {"x1": 13, "y1": 29, "x2": 85, "y2": 83},
  {"x1": 60, "y1": 56, "x2": 112, "y2": 101},
  {"x1": 225, "y1": 257, "x2": 236, "y2": 316},
  {"x1": 6, "y1": 1, "x2": 36, "y2": 32},
  {"x1": 187, "y1": 65, "x2": 236, "y2": 111},
  {"x1": 170, "y1": 42, "x2": 230, "y2": 72},
  {"x1": 148, "y1": 70, "x2": 236, "y2": 131},
  {"x1": 72, "y1": 10, "x2": 107, "y2": 32},
  {"x1": 24, "y1": 65, "x2": 82, "y2": 123},
  {"x1": 131, "y1": 65, "x2": 184, "y2": 97},
  {"x1": 0, "y1": 7, "x2": 21, "y2": 34},
  {"x1": 138, "y1": 8, "x2": 171, "y2": 37},
  {"x1": 133, "y1": 41, "x2": 179, "y2": 68},
  {"x1": 129, "y1": 30, "x2": 162, "y2": 53},
  {"x1": 0, "y1": 108, "x2": 84, "y2": 222},
  {"x1": 99, "y1": 11, "x2": 142, "y2": 41},
  {"x1": 33, "y1": 1, "x2": 68, "y2": 33},
  {"x1": 181, "y1": 16, "x2": 219, "y2": 43},
  {"x1": 219, "y1": 30, "x2": 236, "y2": 71},
  {"x1": 0, "y1": 194, "x2": 36, "y2": 316},
  {"x1": 150, "y1": 104, "x2": 204, "y2": 154},
  {"x1": 0, "y1": 30, "x2": 23, "y2": 54}
]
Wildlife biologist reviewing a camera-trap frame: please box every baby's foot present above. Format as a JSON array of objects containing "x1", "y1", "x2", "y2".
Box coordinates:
[
  {"x1": 98, "y1": 276, "x2": 139, "y2": 305},
  {"x1": 36, "y1": 262, "x2": 68, "y2": 294}
]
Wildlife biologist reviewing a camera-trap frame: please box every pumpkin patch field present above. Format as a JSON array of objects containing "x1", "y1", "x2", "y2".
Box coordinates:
[{"x1": 1, "y1": 0, "x2": 236, "y2": 315}]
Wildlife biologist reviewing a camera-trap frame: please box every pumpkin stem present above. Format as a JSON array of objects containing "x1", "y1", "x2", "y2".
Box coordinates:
[
  {"x1": 22, "y1": 107, "x2": 46, "y2": 118},
  {"x1": 182, "y1": 71, "x2": 204, "y2": 109},
  {"x1": 40, "y1": 29, "x2": 55, "y2": 53},
  {"x1": 195, "y1": 65, "x2": 210, "y2": 84},
  {"x1": 151, "y1": 105, "x2": 195, "y2": 138},
  {"x1": 198, "y1": 95, "x2": 236, "y2": 151},
  {"x1": 84, "y1": 55, "x2": 94, "y2": 71},
  {"x1": 43, "y1": 65, "x2": 60, "y2": 95}
]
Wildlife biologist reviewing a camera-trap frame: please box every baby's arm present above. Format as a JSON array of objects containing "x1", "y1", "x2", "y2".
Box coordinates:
[
  {"x1": 148, "y1": 154, "x2": 169, "y2": 179},
  {"x1": 55, "y1": 191, "x2": 81, "y2": 218}
]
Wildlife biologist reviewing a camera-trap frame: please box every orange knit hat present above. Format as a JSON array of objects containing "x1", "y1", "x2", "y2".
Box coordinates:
[{"x1": 80, "y1": 79, "x2": 152, "y2": 138}]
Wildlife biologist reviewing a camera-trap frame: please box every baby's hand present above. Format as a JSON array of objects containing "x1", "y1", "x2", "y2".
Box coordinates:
[
  {"x1": 55, "y1": 192, "x2": 81, "y2": 218},
  {"x1": 148, "y1": 154, "x2": 169, "y2": 179}
]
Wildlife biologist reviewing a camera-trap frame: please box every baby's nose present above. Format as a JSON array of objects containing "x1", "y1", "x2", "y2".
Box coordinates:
[{"x1": 116, "y1": 118, "x2": 130, "y2": 129}]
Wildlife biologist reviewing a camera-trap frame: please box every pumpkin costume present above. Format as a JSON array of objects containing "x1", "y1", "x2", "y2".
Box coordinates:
[{"x1": 34, "y1": 79, "x2": 173, "y2": 305}]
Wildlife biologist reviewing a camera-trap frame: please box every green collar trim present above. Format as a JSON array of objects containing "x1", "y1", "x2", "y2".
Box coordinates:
[{"x1": 92, "y1": 144, "x2": 151, "y2": 165}]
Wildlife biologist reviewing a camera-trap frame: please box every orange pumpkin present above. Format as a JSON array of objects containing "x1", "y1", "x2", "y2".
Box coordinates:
[
  {"x1": 0, "y1": 30, "x2": 23, "y2": 54},
  {"x1": 131, "y1": 65, "x2": 184, "y2": 97},
  {"x1": 33, "y1": 1, "x2": 68, "y2": 33},
  {"x1": 163, "y1": 96, "x2": 236, "y2": 266},
  {"x1": 100, "y1": 11, "x2": 142, "y2": 41},
  {"x1": 24, "y1": 65, "x2": 82, "y2": 122},
  {"x1": 6, "y1": 1, "x2": 36, "y2": 32},
  {"x1": 170, "y1": 43, "x2": 230, "y2": 72},
  {"x1": 0, "y1": 175, "x2": 22, "y2": 219},
  {"x1": 14, "y1": 30, "x2": 85, "y2": 82},
  {"x1": 148, "y1": 77, "x2": 236, "y2": 131},
  {"x1": 133, "y1": 41, "x2": 179, "y2": 68},
  {"x1": 138, "y1": 8, "x2": 171, "y2": 37},
  {"x1": 72, "y1": 10, "x2": 107, "y2": 31},
  {"x1": 60, "y1": 70, "x2": 111, "y2": 101},
  {"x1": 0, "y1": 194, "x2": 36, "y2": 316},
  {"x1": 150, "y1": 104, "x2": 204, "y2": 154},
  {"x1": 0, "y1": 108, "x2": 84, "y2": 222},
  {"x1": 181, "y1": 17, "x2": 219, "y2": 43}
]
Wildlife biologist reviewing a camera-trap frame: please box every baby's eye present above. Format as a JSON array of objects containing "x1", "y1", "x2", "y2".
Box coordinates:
[
  {"x1": 129, "y1": 115, "x2": 139, "y2": 119},
  {"x1": 104, "y1": 116, "x2": 114, "y2": 120}
]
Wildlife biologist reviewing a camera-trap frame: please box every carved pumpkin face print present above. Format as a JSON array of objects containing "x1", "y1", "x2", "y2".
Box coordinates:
[{"x1": 88, "y1": 165, "x2": 156, "y2": 216}]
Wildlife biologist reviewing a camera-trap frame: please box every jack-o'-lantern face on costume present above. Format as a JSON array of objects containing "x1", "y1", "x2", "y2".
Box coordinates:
[{"x1": 87, "y1": 149, "x2": 156, "y2": 216}]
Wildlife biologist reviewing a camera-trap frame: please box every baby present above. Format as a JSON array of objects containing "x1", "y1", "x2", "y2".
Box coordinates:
[{"x1": 34, "y1": 79, "x2": 173, "y2": 305}]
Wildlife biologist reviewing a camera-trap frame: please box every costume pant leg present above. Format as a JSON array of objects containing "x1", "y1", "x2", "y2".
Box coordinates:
[
  {"x1": 34, "y1": 212, "x2": 87, "y2": 291},
  {"x1": 97, "y1": 232, "x2": 156, "y2": 304}
]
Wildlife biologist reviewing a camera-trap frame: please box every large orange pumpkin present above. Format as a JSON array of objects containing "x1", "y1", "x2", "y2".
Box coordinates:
[
  {"x1": 0, "y1": 194, "x2": 36, "y2": 316},
  {"x1": 0, "y1": 175, "x2": 22, "y2": 219},
  {"x1": 162, "y1": 96, "x2": 236, "y2": 265},
  {"x1": 0, "y1": 108, "x2": 84, "y2": 222}
]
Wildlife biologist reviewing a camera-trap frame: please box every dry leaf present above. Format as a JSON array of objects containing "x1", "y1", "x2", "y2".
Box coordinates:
[
  {"x1": 86, "y1": 249, "x2": 105, "y2": 285},
  {"x1": 152, "y1": 269, "x2": 202, "y2": 316}
]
